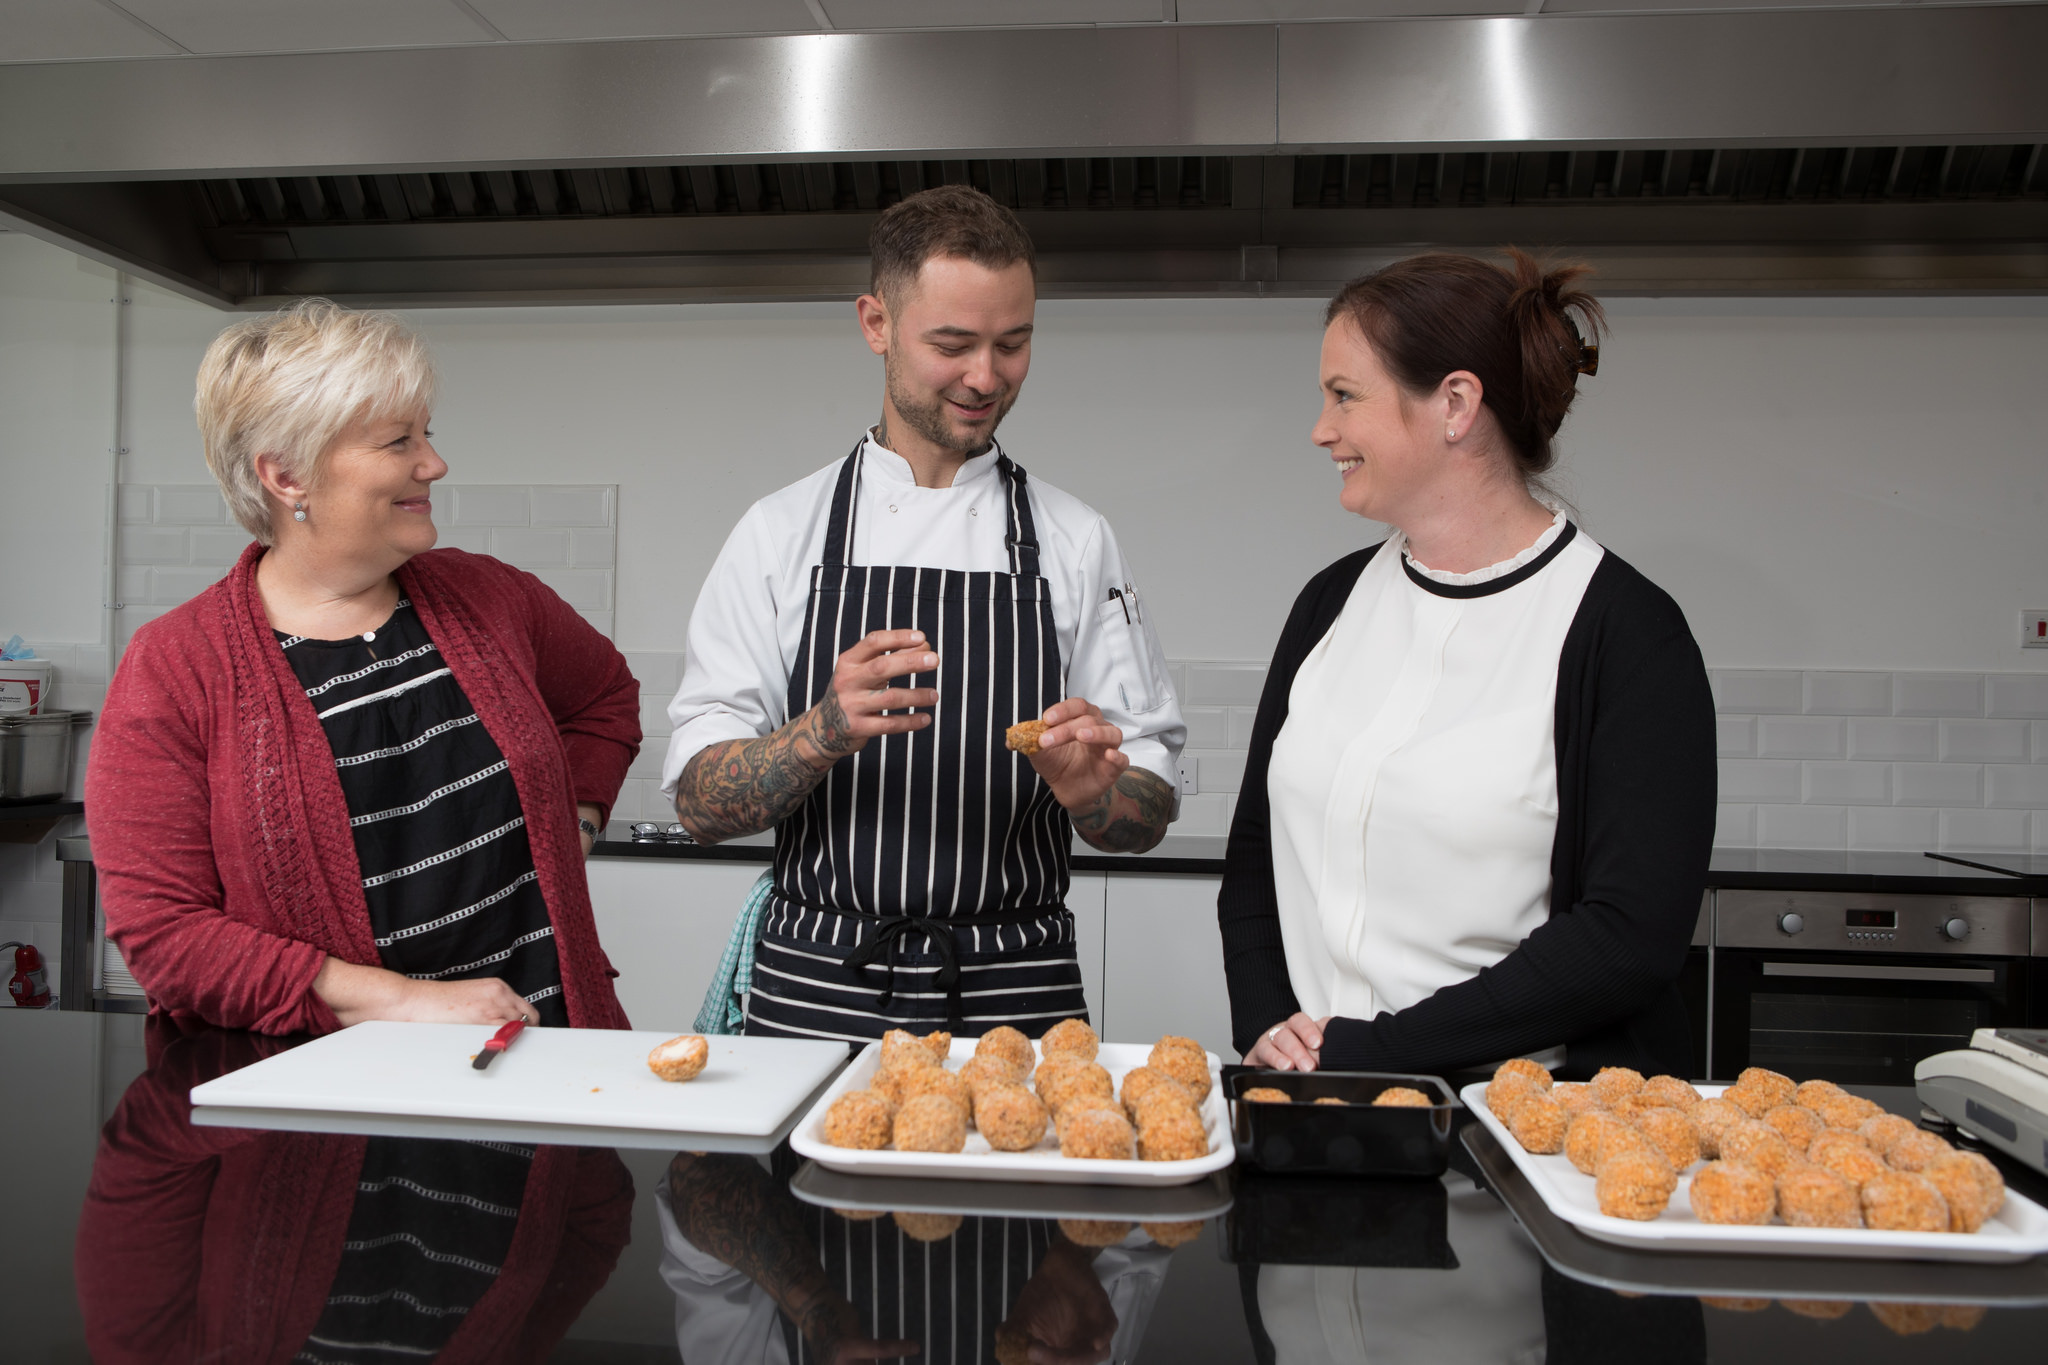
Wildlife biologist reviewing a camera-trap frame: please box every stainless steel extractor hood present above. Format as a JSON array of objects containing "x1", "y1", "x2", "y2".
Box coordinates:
[{"x1": 1, "y1": 9, "x2": 2043, "y2": 307}]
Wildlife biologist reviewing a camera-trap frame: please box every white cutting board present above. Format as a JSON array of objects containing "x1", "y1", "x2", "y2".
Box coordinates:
[{"x1": 189, "y1": 1022, "x2": 848, "y2": 1153}]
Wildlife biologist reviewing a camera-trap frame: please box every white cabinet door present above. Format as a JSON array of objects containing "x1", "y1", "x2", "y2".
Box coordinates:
[
  {"x1": 585, "y1": 857, "x2": 769, "y2": 1034},
  {"x1": 1069, "y1": 872, "x2": 1107, "y2": 1029},
  {"x1": 1099, "y1": 873, "x2": 1234, "y2": 1059}
]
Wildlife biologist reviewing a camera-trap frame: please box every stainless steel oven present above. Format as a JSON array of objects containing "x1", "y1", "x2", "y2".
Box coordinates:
[{"x1": 1709, "y1": 890, "x2": 2034, "y2": 1085}]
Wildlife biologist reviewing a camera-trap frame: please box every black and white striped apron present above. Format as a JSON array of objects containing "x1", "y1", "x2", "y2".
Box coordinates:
[{"x1": 745, "y1": 442, "x2": 1087, "y2": 1042}]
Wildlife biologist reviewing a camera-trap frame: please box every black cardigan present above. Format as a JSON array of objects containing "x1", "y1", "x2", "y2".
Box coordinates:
[{"x1": 1217, "y1": 539, "x2": 1717, "y2": 1081}]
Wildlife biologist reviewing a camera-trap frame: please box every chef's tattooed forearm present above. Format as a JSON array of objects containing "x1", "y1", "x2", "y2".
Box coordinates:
[
  {"x1": 675, "y1": 694, "x2": 861, "y2": 843},
  {"x1": 666, "y1": 1154, "x2": 858, "y2": 1353},
  {"x1": 1071, "y1": 767, "x2": 1175, "y2": 853}
]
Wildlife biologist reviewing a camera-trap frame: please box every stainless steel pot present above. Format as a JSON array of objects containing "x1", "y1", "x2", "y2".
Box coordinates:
[{"x1": 0, "y1": 708, "x2": 89, "y2": 804}]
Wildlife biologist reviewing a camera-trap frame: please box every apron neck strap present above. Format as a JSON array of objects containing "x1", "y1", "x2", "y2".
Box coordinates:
[{"x1": 819, "y1": 439, "x2": 1042, "y2": 578}]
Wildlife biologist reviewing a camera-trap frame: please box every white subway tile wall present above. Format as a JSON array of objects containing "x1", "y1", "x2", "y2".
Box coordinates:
[{"x1": 602, "y1": 660, "x2": 2048, "y2": 845}]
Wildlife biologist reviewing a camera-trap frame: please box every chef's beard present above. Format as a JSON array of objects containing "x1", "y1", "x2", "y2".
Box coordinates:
[{"x1": 884, "y1": 346, "x2": 1018, "y2": 457}]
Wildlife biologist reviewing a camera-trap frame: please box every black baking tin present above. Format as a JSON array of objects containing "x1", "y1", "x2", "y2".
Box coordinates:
[{"x1": 1225, "y1": 1067, "x2": 1461, "y2": 1177}]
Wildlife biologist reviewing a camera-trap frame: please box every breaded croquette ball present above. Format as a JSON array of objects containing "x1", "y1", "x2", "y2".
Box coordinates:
[
  {"x1": 1634, "y1": 1107, "x2": 1701, "y2": 1171},
  {"x1": 974, "y1": 1085, "x2": 1050, "y2": 1152},
  {"x1": 1780, "y1": 1300, "x2": 1853, "y2": 1321},
  {"x1": 647, "y1": 1033, "x2": 710, "y2": 1082},
  {"x1": 1058, "y1": 1103, "x2": 1136, "y2": 1160},
  {"x1": 879, "y1": 1029, "x2": 941, "y2": 1072},
  {"x1": 1120, "y1": 1066, "x2": 1191, "y2": 1117},
  {"x1": 1153, "y1": 1033, "x2": 1204, "y2": 1061},
  {"x1": 959, "y1": 1054, "x2": 1021, "y2": 1101},
  {"x1": 1810, "y1": 1092, "x2": 1883, "y2": 1129},
  {"x1": 1040, "y1": 1017, "x2": 1099, "y2": 1062},
  {"x1": 1596, "y1": 1147, "x2": 1678, "y2": 1220},
  {"x1": 1136, "y1": 1102, "x2": 1210, "y2": 1162},
  {"x1": 1313, "y1": 1096, "x2": 1346, "y2": 1105},
  {"x1": 893, "y1": 1094, "x2": 968, "y2": 1153},
  {"x1": 1857, "y1": 1113, "x2": 1919, "y2": 1157},
  {"x1": 823, "y1": 1091, "x2": 895, "y2": 1149},
  {"x1": 1486, "y1": 1074, "x2": 1539, "y2": 1120},
  {"x1": 1777, "y1": 1165, "x2": 1862, "y2": 1228},
  {"x1": 1566, "y1": 1111, "x2": 1650, "y2": 1176},
  {"x1": 1793, "y1": 1079, "x2": 1845, "y2": 1108},
  {"x1": 830, "y1": 1206, "x2": 888, "y2": 1221},
  {"x1": 1718, "y1": 1121, "x2": 1795, "y2": 1177},
  {"x1": 1609, "y1": 1093, "x2": 1662, "y2": 1125},
  {"x1": 1143, "y1": 1220, "x2": 1204, "y2": 1249},
  {"x1": 1687, "y1": 1161, "x2": 1776, "y2": 1225},
  {"x1": 1509, "y1": 1094, "x2": 1569, "y2": 1154},
  {"x1": 1761, "y1": 1104, "x2": 1825, "y2": 1153},
  {"x1": 1240, "y1": 1085, "x2": 1291, "y2": 1104},
  {"x1": 1589, "y1": 1067, "x2": 1646, "y2": 1105},
  {"x1": 1722, "y1": 1084, "x2": 1776, "y2": 1119},
  {"x1": 1735, "y1": 1067, "x2": 1796, "y2": 1108},
  {"x1": 1148, "y1": 1045, "x2": 1212, "y2": 1102},
  {"x1": 1034, "y1": 1055, "x2": 1114, "y2": 1116},
  {"x1": 973, "y1": 1025, "x2": 1034, "y2": 1077},
  {"x1": 1885, "y1": 1128, "x2": 1953, "y2": 1173},
  {"x1": 1551, "y1": 1082, "x2": 1603, "y2": 1116},
  {"x1": 1860, "y1": 1170, "x2": 1950, "y2": 1232},
  {"x1": 1700, "y1": 1298, "x2": 1771, "y2": 1313},
  {"x1": 892, "y1": 1211, "x2": 962, "y2": 1243},
  {"x1": 1058, "y1": 1218, "x2": 1135, "y2": 1248},
  {"x1": 1922, "y1": 1150, "x2": 2004, "y2": 1233},
  {"x1": 1808, "y1": 1132, "x2": 1890, "y2": 1187},
  {"x1": 1494, "y1": 1057, "x2": 1553, "y2": 1091},
  {"x1": 895, "y1": 1066, "x2": 972, "y2": 1117},
  {"x1": 1689, "y1": 1098, "x2": 1746, "y2": 1159},
  {"x1": 1004, "y1": 718, "x2": 1049, "y2": 756},
  {"x1": 1867, "y1": 1302, "x2": 1941, "y2": 1337},
  {"x1": 1640, "y1": 1075, "x2": 1703, "y2": 1110},
  {"x1": 1372, "y1": 1086, "x2": 1433, "y2": 1108}
]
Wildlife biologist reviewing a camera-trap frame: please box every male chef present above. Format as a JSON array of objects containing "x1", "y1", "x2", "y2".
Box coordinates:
[{"x1": 663, "y1": 184, "x2": 1185, "y2": 1042}]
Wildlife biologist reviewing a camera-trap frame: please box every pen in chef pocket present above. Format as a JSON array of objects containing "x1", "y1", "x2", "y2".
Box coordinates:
[{"x1": 1108, "y1": 587, "x2": 1130, "y2": 623}]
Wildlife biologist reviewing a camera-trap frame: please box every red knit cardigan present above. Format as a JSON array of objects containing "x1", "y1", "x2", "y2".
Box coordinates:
[{"x1": 85, "y1": 544, "x2": 639, "y2": 1034}]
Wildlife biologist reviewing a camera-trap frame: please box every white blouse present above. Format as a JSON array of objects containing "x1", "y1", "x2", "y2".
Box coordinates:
[{"x1": 1266, "y1": 512, "x2": 1604, "y2": 1048}]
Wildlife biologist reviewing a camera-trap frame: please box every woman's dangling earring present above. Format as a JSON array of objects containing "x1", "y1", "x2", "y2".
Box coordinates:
[{"x1": 293, "y1": 501, "x2": 306, "y2": 523}]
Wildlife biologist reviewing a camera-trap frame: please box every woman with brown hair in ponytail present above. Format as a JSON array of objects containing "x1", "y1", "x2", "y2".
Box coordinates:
[{"x1": 1219, "y1": 249, "x2": 1716, "y2": 1084}]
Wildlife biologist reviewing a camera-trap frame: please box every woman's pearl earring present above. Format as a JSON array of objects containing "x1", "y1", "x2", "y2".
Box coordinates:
[{"x1": 293, "y1": 501, "x2": 306, "y2": 523}]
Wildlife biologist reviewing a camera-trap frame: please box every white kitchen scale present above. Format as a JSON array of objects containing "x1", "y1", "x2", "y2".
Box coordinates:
[{"x1": 1916, "y1": 1028, "x2": 2048, "y2": 1179}]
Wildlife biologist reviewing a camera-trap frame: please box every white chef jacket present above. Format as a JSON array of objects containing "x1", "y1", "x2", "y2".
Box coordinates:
[{"x1": 663, "y1": 435, "x2": 1185, "y2": 805}]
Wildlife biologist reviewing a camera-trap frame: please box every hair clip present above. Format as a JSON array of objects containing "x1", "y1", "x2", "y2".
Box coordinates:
[{"x1": 1562, "y1": 315, "x2": 1599, "y2": 377}]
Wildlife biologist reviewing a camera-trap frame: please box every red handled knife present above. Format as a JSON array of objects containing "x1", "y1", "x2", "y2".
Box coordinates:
[{"x1": 473, "y1": 1019, "x2": 526, "y2": 1071}]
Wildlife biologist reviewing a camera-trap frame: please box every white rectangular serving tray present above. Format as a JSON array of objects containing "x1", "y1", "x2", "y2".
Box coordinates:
[
  {"x1": 1462, "y1": 1082, "x2": 2048, "y2": 1264},
  {"x1": 791, "y1": 1039, "x2": 1233, "y2": 1187},
  {"x1": 189, "y1": 1022, "x2": 848, "y2": 1154}
]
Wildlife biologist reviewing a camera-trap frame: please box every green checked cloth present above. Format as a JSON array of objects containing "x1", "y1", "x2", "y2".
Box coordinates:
[{"x1": 694, "y1": 870, "x2": 773, "y2": 1035}]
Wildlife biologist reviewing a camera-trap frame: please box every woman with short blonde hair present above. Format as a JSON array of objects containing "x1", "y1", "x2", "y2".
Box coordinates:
[{"x1": 88, "y1": 298, "x2": 640, "y2": 1034}]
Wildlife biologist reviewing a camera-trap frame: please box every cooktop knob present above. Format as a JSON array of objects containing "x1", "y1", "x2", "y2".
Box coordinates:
[
  {"x1": 1778, "y1": 912, "x2": 1804, "y2": 935},
  {"x1": 1941, "y1": 917, "x2": 1970, "y2": 941}
]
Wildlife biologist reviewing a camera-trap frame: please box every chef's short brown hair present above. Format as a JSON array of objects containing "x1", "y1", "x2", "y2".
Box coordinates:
[{"x1": 869, "y1": 185, "x2": 1036, "y2": 304}]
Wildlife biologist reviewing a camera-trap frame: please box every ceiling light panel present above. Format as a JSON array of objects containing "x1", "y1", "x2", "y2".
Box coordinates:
[{"x1": 466, "y1": 1, "x2": 822, "y2": 41}]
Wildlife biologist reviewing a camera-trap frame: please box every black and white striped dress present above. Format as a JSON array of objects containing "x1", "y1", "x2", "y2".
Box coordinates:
[
  {"x1": 278, "y1": 598, "x2": 566, "y2": 1027},
  {"x1": 294, "y1": 1138, "x2": 532, "y2": 1365}
]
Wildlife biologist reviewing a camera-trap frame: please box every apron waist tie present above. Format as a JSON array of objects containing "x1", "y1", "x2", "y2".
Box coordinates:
[{"x1": 783, "y1": 897, "x2": 1067, "y2": 1026}]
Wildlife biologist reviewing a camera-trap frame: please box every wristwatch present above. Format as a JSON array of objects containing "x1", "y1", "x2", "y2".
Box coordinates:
[{"x1": 577, "y1": 817, "x2": 601, "y2": 841}]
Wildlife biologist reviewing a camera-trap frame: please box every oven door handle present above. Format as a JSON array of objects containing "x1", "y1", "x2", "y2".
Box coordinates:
[{"x1": 1760, "y1": 962, "x2": 1996, "y2": 984}]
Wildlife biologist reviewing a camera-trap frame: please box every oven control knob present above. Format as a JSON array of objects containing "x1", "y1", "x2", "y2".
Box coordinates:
[
  {"x1": 1941, "y1": 917, "x2": 1970, "y2": 941},
  {"x1": 1778, "y1": 912, "x2": 1804, "y2": 935}
]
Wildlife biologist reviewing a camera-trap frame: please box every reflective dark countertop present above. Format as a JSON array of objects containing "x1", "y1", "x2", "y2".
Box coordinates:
[{"x1": 14, "y1": 1008, "x2": 2048, "y2": 1364}]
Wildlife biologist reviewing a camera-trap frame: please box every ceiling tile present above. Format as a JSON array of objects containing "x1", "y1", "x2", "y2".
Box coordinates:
[
  {"x1": 114, "y1": 0, "x2": 496, "y2": 55},
  {"x1": 468, "y1": 1, "x2": 821, "y2": 41},
  {"x1": 0, "y1": 0, "x2": 181, "y2": 61},
  {"x1": 821, "y1": 1, "x2": 1162, "y2": 27},
  {"x1": 1537, "y1": 0, "x2": 1891, "y2": 10}
]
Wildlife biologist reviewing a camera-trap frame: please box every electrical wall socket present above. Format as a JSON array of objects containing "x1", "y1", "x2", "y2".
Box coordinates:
[
  {"x1": 1177, "y1": 761, "x2": 1199, "y2": 795},
  {"x1": 2025, "y1": 611, "x2": 2048, "y2": 650}
]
